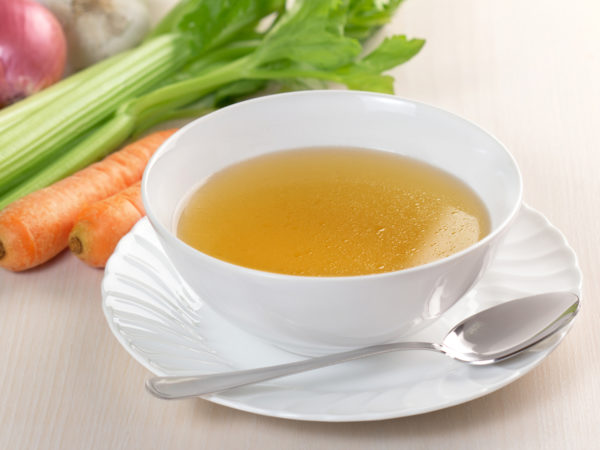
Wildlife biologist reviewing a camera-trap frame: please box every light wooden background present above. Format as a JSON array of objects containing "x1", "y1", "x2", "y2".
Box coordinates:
[{"x1": 2, "y1": 0, "x2": 599, "y2": 448}]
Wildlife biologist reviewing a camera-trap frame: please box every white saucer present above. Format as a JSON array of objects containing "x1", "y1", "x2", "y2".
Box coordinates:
[{"x1": 102, "y1": 204, "x2": 581, "y2": 421}]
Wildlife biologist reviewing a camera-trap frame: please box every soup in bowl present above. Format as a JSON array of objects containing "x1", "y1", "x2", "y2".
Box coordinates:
[
  {"x1": 142, "y1": 90, "x2": 522, "y2": 355},
  {"x1": 176, "y1": 146, "x2": 491, "y2": 276}
]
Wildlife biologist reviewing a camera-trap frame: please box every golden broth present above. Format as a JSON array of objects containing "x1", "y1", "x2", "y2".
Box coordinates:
[{"x1": 176, "y1": 148, "x2": 490, "y2": 276}]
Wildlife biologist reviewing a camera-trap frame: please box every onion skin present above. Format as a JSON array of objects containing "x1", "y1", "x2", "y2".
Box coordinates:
[{"x1": 0, "y1": 0, "x2": 67, "y2": 107}]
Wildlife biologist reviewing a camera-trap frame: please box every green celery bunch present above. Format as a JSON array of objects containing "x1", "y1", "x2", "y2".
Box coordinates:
[{"x1": 0, "y1": 0, "x2": 424, "y2": 209}]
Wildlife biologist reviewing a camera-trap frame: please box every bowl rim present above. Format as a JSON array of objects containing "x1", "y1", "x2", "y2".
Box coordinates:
[{"x1": 142, "y1": 90, "x2": 523, "y2": 281}]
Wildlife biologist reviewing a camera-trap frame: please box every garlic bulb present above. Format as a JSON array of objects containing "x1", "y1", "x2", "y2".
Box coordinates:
[{"x1": 39, "y1": 0, "x2": 150, "y2": 70}]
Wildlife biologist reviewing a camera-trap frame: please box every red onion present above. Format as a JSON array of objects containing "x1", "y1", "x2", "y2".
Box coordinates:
[{"x1": 0, "y1": 0, "x2": 67, "y2": 107}]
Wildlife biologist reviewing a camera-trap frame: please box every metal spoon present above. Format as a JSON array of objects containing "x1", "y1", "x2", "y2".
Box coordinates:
[{"x1": 146, "y1": 291, "x2": 579, "y2": 400}]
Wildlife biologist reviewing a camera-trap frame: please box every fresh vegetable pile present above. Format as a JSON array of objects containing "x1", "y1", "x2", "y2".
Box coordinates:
[{"x1": 0, "y1": 0, "x2": 424, "y2": 271}]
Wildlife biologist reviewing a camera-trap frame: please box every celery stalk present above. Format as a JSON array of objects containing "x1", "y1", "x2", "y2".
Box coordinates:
[
  {"x1": 0, "y1": 52, "x2": 127, "y2": 135},
  {"x1": 126, "y1": 56, "x2": 252, "y2": 123},
  {"x1": 0, "y1": 115, "x2": 135, "y2": 209}
]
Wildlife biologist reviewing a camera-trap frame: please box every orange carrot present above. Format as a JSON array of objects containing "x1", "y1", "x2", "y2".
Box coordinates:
[
  {"x1": 69, "y1": 182, "x2": 145, "y2": 268},
  {"x1": 0, "y1": 129, "x2": 176, "y2": 271}
]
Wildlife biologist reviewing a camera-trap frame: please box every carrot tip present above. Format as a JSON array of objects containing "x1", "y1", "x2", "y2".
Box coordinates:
[
  {"x1": 0, "y1": 241, "x2": 4, "y2": 260},
  {"x1": 69, "y1": 236, "x2": 83, "y2": 255}
]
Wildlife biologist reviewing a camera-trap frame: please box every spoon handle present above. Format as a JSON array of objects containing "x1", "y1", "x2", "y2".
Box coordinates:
[{"x1": 146, "y1": 342, "x2": 439, "y2": 399}]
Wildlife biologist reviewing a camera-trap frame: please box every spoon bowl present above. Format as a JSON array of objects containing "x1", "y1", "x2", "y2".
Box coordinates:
[
  {"x1": 441, "y1": 291, "x2": 579, "y2": 364},
  {"x1": 146, "y1": 292, "x2": 579, "y2": 400}
]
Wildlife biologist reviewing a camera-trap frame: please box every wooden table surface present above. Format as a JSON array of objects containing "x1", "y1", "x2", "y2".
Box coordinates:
[{"x1": 2, "y1": 1, "x2": 599, "y2": 448}]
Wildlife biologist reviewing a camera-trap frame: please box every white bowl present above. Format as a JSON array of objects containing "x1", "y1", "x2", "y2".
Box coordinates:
[{"x1": 142, "y1": 90, "x2": 522, "y2": 355}]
